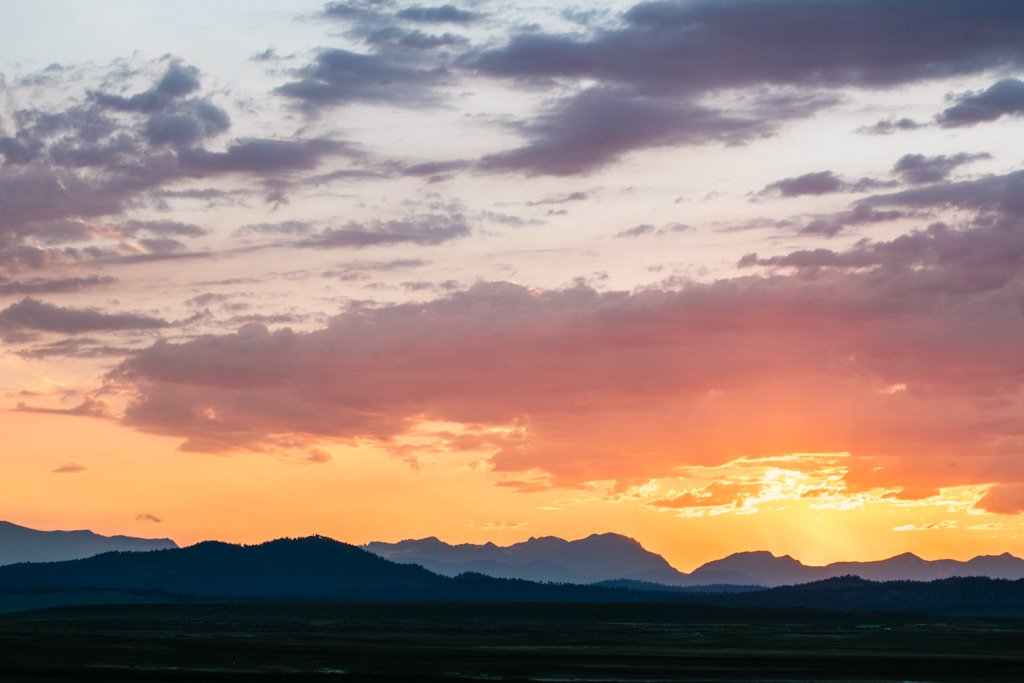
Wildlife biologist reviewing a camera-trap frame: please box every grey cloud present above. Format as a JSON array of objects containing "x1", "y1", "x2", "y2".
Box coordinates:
[
  {"x1": 0, "y1": 275, "x2": 116, "y2": 295},
  {"x1": 761, "y1": 171, "x2": 843, "y2": 197},
  {"x1": 863, "y1": 169, "x2": 1024, "y2": 218},
  {"x1": 466, "y1": 0, "x2": 1024, "y2": 175},
  {"x1": 323, "y1": 258, "x2": 430, "y2": 281},
  {"x1": 799, "y1": 204, "x2": 905, "y2": 237},
  {"x1": 401, "y1": 159, "x2": 472, "y2": 177},
  {"x1": 235, "y1": 220, "x2": 314, "y2": 236},
  {"x1": 0, "y1": 57, "x2": 367, "y2": 270},
  {"x1": 322, "y1": 0, "x2": 393, "y2": 20},
  {"x1": 143, "y1": 100, "x2": 231, "y2": 147},
  {"x1": 118, "y1": 219, "x2": 207, "y2": 238},
  {"x1": 760, "y1": 171, "x2": 897, "y2": 197},
  {"x1": 0, "y1": 298, "x2": 170, "y2": 333},
  {"x1": 526, "y1": 191, "x2": 589, "y2": 206},
  {"x1": 91, "y1": 62, "x2": 201, "y2": 113},
  {"x1": 616, "y1": 223, "x2": 656, "y2": 238},
  {"x1": 615, "y1": 222, "x2": 693, "y2": 238},
  {"x1": 893, "y1": 152, "x2": 990, "y2": 185},
  {"x1": 299, "y1": 214, "x2": 470, "y2": 248},
  {"x1": 179, "y1": 138, "x2": 346, "y2": 174},
  {"x1": 16, "y1": 337, "x2": 134, "y2": 359},
  {"x1": 478, "y1": 86, "x2": 767, "y2": 176},
  {"x1": 471, "y1": 0, "x2": 1024, "y2": 93},
  {"x1": 396, "y1": 4, "x2": 478, "y2": 24},
  {"x1": 365, "y1": 27, "x2": 468, "y2": 50},
  {"x1": 859, "y1": 117, "x2": 925, "y2": 135},
  {"x1": 20, "y1": 397, "x2": 112, "y2": 419},
  {"x1": 938, "y1": 79, "x2": 1024, "y2": 127},
  {"x1": 137, "y1": 237, "x2": 187, "y2": 254},
  {"x1": 740, "y1": 220, "x2": 1024, "y2": 293},
  {"x1": 274, "y1": 48, "x2": 444, "y2": 110}
]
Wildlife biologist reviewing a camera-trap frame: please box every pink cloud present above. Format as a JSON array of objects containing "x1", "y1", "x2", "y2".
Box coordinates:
[{"x1": 109, "y1": 220, "x2": 1024, "y2": 497}]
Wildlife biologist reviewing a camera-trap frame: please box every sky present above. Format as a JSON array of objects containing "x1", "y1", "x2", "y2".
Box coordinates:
[{"x1": 1, "y1": 0, "x2": 1023, "y2": 571}]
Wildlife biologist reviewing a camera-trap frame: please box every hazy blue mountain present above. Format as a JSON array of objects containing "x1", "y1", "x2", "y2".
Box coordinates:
[
  {"x1": 689, "y1": 551, "x2": 820, "y2": 586},
  {"x1": 364, "y1": 532, "x2": 692, "y2": 584},
  {"x1": 0, "y1": 520, "x2": 177, "y2": 566},
  {"x1": 688, "y1": 550, "x2": 1024, "y2": 587}
]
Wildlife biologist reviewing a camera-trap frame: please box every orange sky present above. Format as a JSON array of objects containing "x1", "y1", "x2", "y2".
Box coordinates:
[{"x1": 2, "y1": 0, "x2": 1023, "y2": 569}]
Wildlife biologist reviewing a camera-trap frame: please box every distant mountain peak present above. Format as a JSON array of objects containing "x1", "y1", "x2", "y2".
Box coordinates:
[{"x1": 0, "y1": 520, "x2": 178, "y2": 567}]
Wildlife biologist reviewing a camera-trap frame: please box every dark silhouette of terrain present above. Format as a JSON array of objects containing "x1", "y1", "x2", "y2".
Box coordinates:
[
  {"x1": 0, "y1": 520, "x2": 176, "y2": 566},
  {"x1": 3, "y1": 536, "x2": 1024, "y2": 617}
]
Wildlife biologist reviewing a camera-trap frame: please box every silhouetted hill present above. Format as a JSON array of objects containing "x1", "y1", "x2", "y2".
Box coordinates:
[
  {"x1": 365, "y1": 533, "x2": 690, "y2": 584},
  {"x1": 0, "y1": 536, "x2": 444, "y2": 600},
  {"x1": 4, "y1": 537, "x2": 1024, "y2": 616},
  {"x1": 0, "y1": 520, "x2": 177, "y2": 566}
]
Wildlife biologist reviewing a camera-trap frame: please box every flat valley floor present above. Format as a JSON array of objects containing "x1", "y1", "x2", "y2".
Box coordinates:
[{"x1": 1, "y1": 602, "x2": 1022, "y2": 681}]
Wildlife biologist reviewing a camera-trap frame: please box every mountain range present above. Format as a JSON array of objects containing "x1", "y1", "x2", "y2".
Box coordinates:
[
  {"x1": 4, "y1": 520, "x2": 1023, "y2": 589},
  {"x1": 2, "y1": 536, "x2": 1024, "y2": 617},
  {"x1": 0, "y1": 520, "x2": 177, "y2": 566},
  {"x1": 366, "y1": 534, "x2": 1024, "y2": 587}
]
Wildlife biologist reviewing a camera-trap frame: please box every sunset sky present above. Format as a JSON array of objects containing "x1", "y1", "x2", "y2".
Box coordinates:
[{"x1": 2, "y1": 0, "x2": 1023, "y2": 570}]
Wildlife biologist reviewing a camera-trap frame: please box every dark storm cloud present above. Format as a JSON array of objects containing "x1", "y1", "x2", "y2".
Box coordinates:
[
  {"x1": 0, "y1": 298, "x2": 170, "y2": 333},
  {"x1": 396, "y1": 4, "x2": 478, "y2": 24},
  {"x1": 937, "y1": 79, "x2": 1024, "y2": 127},
  {"x1": 298, "y1": 214, "x2": 470, "y2": 248},
  {"x1": 478, "y1": 86, "x2": 767, "y2": 175},
  {"x1": 274, "y1": 48, "x2": 445, "y2": 110},
  {"x1": 0, "y1": 275, "x2": 116, "y2": 296},
  {"x1": 892, "y1": 152, "x2": 991, "y2": 185}
]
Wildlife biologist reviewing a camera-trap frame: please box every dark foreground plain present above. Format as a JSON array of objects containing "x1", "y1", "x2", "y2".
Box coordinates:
[{"x1": 2, "y1": 603, "x2": 1024, "y2": 682}]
